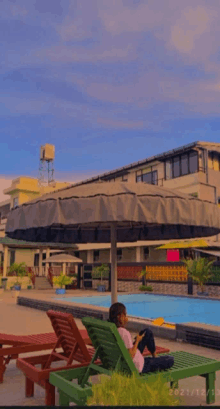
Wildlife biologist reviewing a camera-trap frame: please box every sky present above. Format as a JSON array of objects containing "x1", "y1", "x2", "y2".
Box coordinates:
[{"x1": 1, "y1": 0, "x2": 220, "y2": 201}]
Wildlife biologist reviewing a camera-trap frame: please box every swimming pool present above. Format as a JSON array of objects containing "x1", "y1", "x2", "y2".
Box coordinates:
[{"x1": 55, "y1": 293, "x2": 220, "y2": 326}]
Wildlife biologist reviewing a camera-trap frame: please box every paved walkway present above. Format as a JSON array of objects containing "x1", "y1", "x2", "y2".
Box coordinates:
[{"x1": 0, "y1": 289, "x2": 220, "y2": 406}]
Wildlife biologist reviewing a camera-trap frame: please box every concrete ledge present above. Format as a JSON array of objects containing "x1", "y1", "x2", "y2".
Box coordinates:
[
  {"x1": 176, "y1": 322, "x2": 220, "y2": 350},
  {"x1": 17, "y1": 296, "x2": 176, "y2": 340}
]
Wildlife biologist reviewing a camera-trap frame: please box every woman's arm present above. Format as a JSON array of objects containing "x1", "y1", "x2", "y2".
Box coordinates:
[{"x1": 128, "y1": 333, "x2": 144, "y2": 358}]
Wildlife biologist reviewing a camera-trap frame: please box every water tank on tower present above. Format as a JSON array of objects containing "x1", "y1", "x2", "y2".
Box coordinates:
[{"x1": 38, "y1": 144, "x2": 55, "y2": 187}]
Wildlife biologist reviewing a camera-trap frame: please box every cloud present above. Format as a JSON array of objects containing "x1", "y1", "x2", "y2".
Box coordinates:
[
  {"x1": 97, "y1": 0, "x2": 164, "y2": 35},
  {"x1": 169, "y1": 6, "x2": 216, "y2": 57}
]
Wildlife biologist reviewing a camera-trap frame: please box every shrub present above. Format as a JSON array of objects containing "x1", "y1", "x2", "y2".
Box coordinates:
[
  {"x1": 52, "y1": 273, "x2": 74, "y2": 289},
  {"x1": 183, "y1": 257, "x2": 214, "y2": 293},
  {"x1": 87, "y1": 371, "x2": 180, "y2": 406},
  {"x1": 139, "y1": 285, "x2": 153, "y2": 292}
]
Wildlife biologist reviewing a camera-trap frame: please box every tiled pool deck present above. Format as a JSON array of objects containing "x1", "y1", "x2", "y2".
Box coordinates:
[{"x1": 0, "y1": 288, "x2": 220, "y2": 406}]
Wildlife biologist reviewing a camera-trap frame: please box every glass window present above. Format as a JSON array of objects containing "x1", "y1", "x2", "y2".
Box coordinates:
[
  {"x1": 136, "y1": 175, "x2": 142, "y2": 182},
  {"x1": 165, "y1": 160, "x2": 172, "y2": 179},
  {"x1": 142, "y1": 172, "x2": 152, "y2": 184},
  {"x1": 173, "y1": 156, "x2": 180, "y2": 178},
  {"x1": 144, "y1": 247, "x2": 149, "y2": 260},
  {"x1": 117, "y1": 249, "x2": 122, "y2": 261},
  {"x1": 189, "y1": 151, "x2": 198, "y2": 173},
  {"x1": 122, "y1": 174, "x2": 128, "y2": 181},
  {"x1": 74, "y1": 251, "x2": 80, "y2": 258},
  {"x1": 181, "y1": 154, "x2": 188, "y2": 175},
  {"x1": 152, "y1": 171, "x2": 158, "y2": 185},
  {"x1": 93, "y1": 250, "x2": 100, "y2": 262},
  {"x1": 13, "y1": 197, "x2": 19, "y2": 208},
  {"x1": 34, "y1": 254, "x2": 39, "y2": 267},
  {"x1": 10, "y1": 250, "x2": 15, "y2": 266}
]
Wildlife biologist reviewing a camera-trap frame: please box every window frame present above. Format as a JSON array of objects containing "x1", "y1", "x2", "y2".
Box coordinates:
[
  {"x1": 143, "y1": 247, "x2": 149, "y2": 260},
  {"x1": 13, "y1": 197, "x2": 19, "y2": 208},
  {"x1": 93, "y1": 250, "x2": 100, "y2": 262},
  {"x1": 10, "y1": 250, "x2": 15, "y2": 266},
  {"x1": 117, "y1": 248, "x2": 122, "y2": 261},
  {"x1": 189, "y1": 151, "x2": 198, "y2": 174},
  {"x1": 165, "y1": 150, "x2": 198, "y2": 180}
]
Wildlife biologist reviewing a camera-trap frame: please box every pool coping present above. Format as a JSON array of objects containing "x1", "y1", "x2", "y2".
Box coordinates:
[
  {"x1": 16, "y1": 291, "x2": 220, "y2": 348},
  {"x1": 17, "y1": 295, "x2": 177, "y2": 340}
]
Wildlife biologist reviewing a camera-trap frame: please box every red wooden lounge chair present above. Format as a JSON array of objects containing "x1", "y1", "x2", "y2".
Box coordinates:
[
  {"x1": 0, "y1": 329, "x2": 90, "y2": 383},
  {"x1": 17, "y1": 310, "x2": 170, "y2": 406}
]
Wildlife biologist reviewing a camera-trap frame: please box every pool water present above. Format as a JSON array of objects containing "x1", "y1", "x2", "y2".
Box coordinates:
[{"x1": 55, "y1": 293, "x2": 220, "y2": 326}]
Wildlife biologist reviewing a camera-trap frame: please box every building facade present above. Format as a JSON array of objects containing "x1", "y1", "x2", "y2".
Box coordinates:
[{"x1": 1, "y1": 141, "x2": 220, "y2": 271}]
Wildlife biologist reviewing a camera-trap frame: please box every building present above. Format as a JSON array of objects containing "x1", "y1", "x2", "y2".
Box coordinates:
[
  {"x1": 0, "y1": 177, "x2": 71, "y2": 274},
  {"x1": 1, "y1": 141, "x2": 220, "y2": 272}
]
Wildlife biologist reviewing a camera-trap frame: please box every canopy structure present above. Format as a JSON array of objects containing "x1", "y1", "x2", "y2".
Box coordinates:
[
  {"x1": 193, "y1": 248, "x2": 220, "y2": 258},
  {"x1": 156, "y1": 239, "x2": 209, "y2": 250},
  {"x1": 6, "y1": 181, "x2": 220, "y2": 304},
  {"x1": 44, "y1": 253, "x2": 82, "y2": 275}
]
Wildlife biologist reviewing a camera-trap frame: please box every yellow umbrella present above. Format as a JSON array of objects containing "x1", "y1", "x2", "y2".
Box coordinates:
[{"x1": 156, "y1": 239, "x2": 209, "y2": 250}]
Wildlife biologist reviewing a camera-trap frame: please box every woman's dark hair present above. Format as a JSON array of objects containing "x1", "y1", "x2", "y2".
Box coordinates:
[{"x1": 108, "y1": 303, "x2": 126, "y2": 327}]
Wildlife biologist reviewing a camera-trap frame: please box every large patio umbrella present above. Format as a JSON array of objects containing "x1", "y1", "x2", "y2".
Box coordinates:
[
  {"x1": 5, "y1": 181, "x2": 220, "y2": 304},
  {"x1": 43, "y1": 253, "x2": 82, "y2": 275}
]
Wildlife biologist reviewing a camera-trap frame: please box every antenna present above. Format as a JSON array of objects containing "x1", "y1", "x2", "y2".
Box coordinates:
[{"x1": 38, "y1": 144, "x2": 55, "y2": 187}]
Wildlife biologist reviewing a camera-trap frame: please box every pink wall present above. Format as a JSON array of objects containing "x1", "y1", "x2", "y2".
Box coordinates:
[{"x1": 167, "y1": 249, "x2": 180, "y2": 262}]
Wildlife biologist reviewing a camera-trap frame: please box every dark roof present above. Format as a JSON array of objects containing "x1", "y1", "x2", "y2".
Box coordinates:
[{"x1": 0, "y1": 237, "x2": 78, "y2": 249}]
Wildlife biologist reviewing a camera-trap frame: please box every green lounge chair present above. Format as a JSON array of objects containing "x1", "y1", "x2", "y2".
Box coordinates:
[{"x1": 49, "y1": 317, "x2": 220, "y2": 406}]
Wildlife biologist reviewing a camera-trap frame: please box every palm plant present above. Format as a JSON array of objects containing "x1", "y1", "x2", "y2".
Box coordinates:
[
  {"x1": 8, "y1": 262, "x2": 27, "y2": 286},
  {"x1": 92, "y1": 264, "x2": 110, "y2": 285},
  {"x1": 52, "y1": 273, "x2": 74, "y2": 289},
  {"x1": 183, "y1": 257, "x2": 214, "y2": 293}
]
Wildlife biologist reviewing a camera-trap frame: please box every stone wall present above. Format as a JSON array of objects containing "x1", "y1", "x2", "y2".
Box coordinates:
[{"x1": 91, "y1": 279, "x2": 220, "y2": 298}]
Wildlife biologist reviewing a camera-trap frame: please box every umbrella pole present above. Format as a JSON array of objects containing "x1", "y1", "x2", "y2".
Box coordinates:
[
  {"x1": 111, "y1": 223, "x2": 117, "y2": 305},
  {"x1": 63, "y1": 262, "x2": 66, "y2": 275}
]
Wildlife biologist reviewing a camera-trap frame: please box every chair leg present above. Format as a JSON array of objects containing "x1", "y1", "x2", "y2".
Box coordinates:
[
  {"x1": 59, "y1": 390, "x2": 70, "y2": 406},
  {"x1": 45, "y1": 381, "x2": 56, "y2": 406},
  {"x1": 0, "y1": 345, "x2": 6, "y2": 383},
  {"x1": 205, "y1": 372, "x2": 215, "y2": 404},
  {"x1": 25, "y1": 377, "x2": 34, "y2": 397}
]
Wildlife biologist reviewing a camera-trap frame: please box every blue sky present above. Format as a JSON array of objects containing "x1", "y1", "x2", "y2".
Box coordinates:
[{"x1": 1, "y1": 0, "x2": 220, "y2": 200}]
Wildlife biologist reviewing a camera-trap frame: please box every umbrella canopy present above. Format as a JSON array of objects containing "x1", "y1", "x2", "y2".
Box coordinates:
[
  {"x1": 44, "y1": 253, "x2": 82, "y2": 276},
  {"x1": 6, "y1": 181, "x2": 220, "y2": 304},
  {"x1": 156, "y1": 239, "x2": 209, "y2": 250},
  {"x1": 44, "y1": 253, "x2": 82, "y2": 264}
]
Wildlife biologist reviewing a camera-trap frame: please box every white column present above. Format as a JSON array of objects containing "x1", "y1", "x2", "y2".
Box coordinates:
[
  {"x1": 136, "y1": 246, "x2": 142, "y2": 262},
  {"x1": 63, "y1": 262, "x2": 66, "y2": 275},
  {"x1": 111, "y1": 223, "x2": 117, "y2": 305},
  {"x1": 39, "y1": 248, "x2": 43, "y2": 276},
  {"x1": 87, "y1": 250, "x2": 93, "y2": 263},
  {"x1": 3, "y1": 245, "x2": 8, "y2": 277},
  {"x1": 45, "y1": 247, "x2": 50, "y2": 276}
]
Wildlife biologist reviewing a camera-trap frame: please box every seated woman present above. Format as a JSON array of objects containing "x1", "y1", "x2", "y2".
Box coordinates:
[{"x1": 108, "y1": 302, "x2": 174, "y2": 374}]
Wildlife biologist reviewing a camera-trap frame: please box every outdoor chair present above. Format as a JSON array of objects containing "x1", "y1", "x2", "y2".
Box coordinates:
[
  {"x1": 16, "y1": 310, "x2": 170, "y2": 405},
  {"x1": 49, "y1": 317, "x2": 220, "y2": 406},
  {"x1": 0, "y1": 328, "x2": 90, "y2": 383}
]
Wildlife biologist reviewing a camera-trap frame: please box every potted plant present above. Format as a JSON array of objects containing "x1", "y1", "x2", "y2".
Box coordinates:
[
  {"x1": 53, "y1": 273, "x2": 74, "y2": 294},
  {"x1": 92, "y1": 264, "x2": 110, "y2": 292},
  {"x1": 8, "y1": 262, "x2": 27, "y2": 291},
  {"x1": 183, "y1": 257, "x2": 214, "y2": 296}
]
